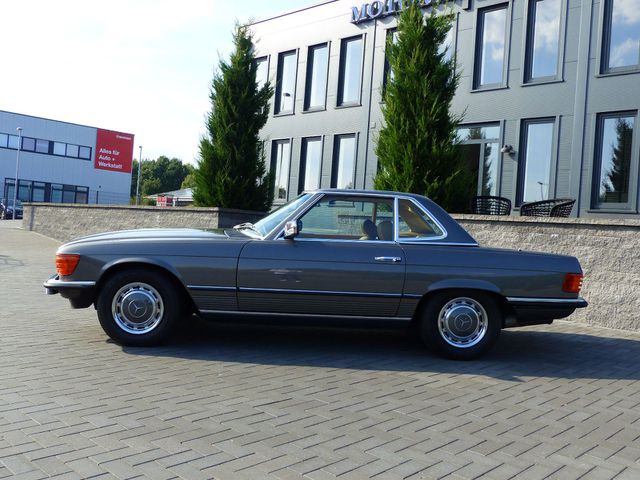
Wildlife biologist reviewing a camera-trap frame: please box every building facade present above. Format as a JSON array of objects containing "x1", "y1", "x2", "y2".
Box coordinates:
[
  {"x1": 0, "y1": 111, "x2": 134, "y2": 206},
  {"x1": 250, "y1": 0, "x2": 640, "y2": 216}
]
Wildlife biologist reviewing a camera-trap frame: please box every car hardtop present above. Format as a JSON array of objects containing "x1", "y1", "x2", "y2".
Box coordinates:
[{"x1": 298, "y1": 189, "x2": 477, "y2": 246}]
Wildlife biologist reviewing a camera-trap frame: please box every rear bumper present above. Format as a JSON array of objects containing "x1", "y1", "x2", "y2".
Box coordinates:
[
  {"x1": 504, "y1": 296, "x2": 588, "y2": 327},
  {"x1": 44, "y1": 274, "x2": 96, "y2": 308}
]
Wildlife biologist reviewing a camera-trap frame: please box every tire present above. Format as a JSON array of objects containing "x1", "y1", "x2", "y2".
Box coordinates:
[
  {"x1": 96, "y1": 269, "x2": 182, "y2": 346},
  {"x1": 420, "y1": 290, "x2": 501, "y2": 360}
]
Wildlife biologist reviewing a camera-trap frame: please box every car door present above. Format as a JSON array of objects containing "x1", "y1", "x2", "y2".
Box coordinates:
[{"x1": 237, "y1": 195, "x2": 406, "y2": 318}]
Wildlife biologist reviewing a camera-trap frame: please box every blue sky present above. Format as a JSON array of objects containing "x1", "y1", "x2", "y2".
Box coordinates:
[{"x1": 0, "y1": 0, "x2": 317, "y2": 164}]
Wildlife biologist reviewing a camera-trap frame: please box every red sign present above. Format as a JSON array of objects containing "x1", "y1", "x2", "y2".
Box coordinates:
[{"x1": 94, "y1": 129, "x2": 135, "y2": 173}]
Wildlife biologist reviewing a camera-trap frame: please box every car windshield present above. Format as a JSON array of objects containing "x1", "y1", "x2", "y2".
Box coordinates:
[{"x1": 252, "y1": 194, "x2": 312, "y2": 238}]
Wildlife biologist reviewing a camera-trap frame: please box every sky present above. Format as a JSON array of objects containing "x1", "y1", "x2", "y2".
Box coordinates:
[{"x1": 0, "y1": 0, "x2": 318, "y2": 165}]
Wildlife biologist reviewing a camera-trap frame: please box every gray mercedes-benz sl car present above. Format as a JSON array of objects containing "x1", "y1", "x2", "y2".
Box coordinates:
[{"x1": 44, "y1": 189, "x2": 587, "y2": 360}]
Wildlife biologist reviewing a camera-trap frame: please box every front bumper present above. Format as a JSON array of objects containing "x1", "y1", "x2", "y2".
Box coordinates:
[
  {"x1": 504, "y1": 296, "x2": 588, "y2": 327},
  {"x1": 44, "y1": 274, "x2": 96, "y2": 308}
]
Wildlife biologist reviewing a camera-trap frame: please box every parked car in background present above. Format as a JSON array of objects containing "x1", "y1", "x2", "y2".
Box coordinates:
[
  {"x1": 0, "y1": 198, "x2": 23, "y2": 220},
  {"x1": 44, "y1": 189, "x2": 587, "y2": 360}
]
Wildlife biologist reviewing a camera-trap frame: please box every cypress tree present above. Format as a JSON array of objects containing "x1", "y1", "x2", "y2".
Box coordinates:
[
  {"x1": 193, "y1": 25, "x2": 274, "y2": 211},
  {"x1": 374, "y1": 1, "x2": 474, "y2": 212}
]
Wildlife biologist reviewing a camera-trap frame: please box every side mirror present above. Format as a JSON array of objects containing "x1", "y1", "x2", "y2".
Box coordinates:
[{"x1": 283, "y1": 220, "x2": 299, "y2": 239}]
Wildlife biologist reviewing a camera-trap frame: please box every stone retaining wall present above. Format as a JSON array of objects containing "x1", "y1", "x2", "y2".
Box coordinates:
[
  {"x1": 20, "y1": 203, "x2": 640, "y2": 332},
  {"x1": 453, "y1": 215, "x2": 640, "y2": 332},
  {"x1": 21, "y1": 203, "x2": 265, "y2": 243}
]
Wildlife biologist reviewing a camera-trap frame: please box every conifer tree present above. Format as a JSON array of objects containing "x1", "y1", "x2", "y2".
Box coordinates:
[
  {"x1": 193, "y1": 25, "x2": 274, "y2": 210},
  {"x1": 374, "y1": 1, "x2": 473, "y2": 212}
]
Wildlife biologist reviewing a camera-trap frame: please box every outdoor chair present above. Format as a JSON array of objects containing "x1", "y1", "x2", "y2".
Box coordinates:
[
  {"x1": 471, "y1": 196, "x2": 512, "y2": 215},
  {"x1": 520, "y1": 198, "x2": 575, "y2": 217}
]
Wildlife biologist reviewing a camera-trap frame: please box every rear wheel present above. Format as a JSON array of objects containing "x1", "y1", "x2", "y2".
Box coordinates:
[
  {"x1": 420, "y1": 291, "x2": 501, "y2": 360},
  {"x1": 96, "y1": 269, "x2": 182, "y2": 346}
]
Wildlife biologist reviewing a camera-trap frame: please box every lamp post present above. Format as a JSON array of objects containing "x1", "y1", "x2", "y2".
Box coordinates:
[
  {"x1": 135, "y1": 145, "x2": 142, "y2": 205},
  {"x1": 12, "y1": 127, "x2": 22, "y2": 219}
]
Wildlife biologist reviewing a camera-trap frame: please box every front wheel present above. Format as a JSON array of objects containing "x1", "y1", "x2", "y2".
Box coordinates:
[
  {"x1": 96, "y1": 269, "x2": 182, "y2": 346},
  {"x1": 420, "y1": 291, "x2": 501, "y2": 360}
]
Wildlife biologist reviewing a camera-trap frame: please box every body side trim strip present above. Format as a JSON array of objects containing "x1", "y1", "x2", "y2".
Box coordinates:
[
  {"x1": 199, "y1": 309, "x2": 412, "y2": 322},
  {"x1": 239, "y1": 287, "x2": 402, "y2": 298},
  {"x1": 506, "y1": 297, "x2": 587, "y2": 305},
  {"x1": 187, "y1": 285, "x2": 237, "y2": 292}
]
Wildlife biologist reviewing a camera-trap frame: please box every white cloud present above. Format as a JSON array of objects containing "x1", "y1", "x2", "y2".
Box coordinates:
[
  {"x1": 613, "y1": 0, "x2": 640, "y2": 26},
  {"x1": 610, "y1": 37, "x2": 640, "y2": 68}
]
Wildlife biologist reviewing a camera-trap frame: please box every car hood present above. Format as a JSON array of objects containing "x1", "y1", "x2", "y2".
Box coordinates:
[{"x1": 64, "y1": 228, "x2": 231, "y2": 246}]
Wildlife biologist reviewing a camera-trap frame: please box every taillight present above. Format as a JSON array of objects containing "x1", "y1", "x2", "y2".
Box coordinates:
[
  {"x1": 56, "y1": 254, "x2": 80, "y2": 277},
  {"x1": 562, "y1": 273, "x2": 583, "y2": 294}
]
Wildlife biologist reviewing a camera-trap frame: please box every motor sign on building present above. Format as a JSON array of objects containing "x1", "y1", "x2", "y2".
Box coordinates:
[{"x1": 94, "y1": 129, "x2": 135, "y2": 173}]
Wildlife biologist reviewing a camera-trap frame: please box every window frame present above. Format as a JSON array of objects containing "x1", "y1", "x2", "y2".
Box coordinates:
[
  {"x1": 472, "y1": 3, "x2": 511, "y2": 91},
  {"x1": 516, "y1": 117, "x2": 559, "y2": 206},
  {"x1": 303, "y1": 42, "x2": 330, "y2": 112},
  {"x1": 331, "y1": 134, "x2": 358, "y2": 189},
  {"x1": 522, "y1": 0, "x2": 567, "y2": 85},
  {"x1": 271, "y1": 138, "x2": 293, "y2": 203},
  {"x1": 598, "y1": 0, "x2": 640, "y2": 76},
  {"x1": 337, "y1": 35, "x2": 365, "y2": 107},
  {"x1": 590, "y1": 110, "x2": 639, "y2": 211},
  {"x1": 457, "y1": 122, "x2": 503, "y2": 196},
  {"x1": 298, "y1": 136, "x2": 324, "y2": 194},
  {"x1": 274, "y1": 50, "x2": 299, "y2": 116}
]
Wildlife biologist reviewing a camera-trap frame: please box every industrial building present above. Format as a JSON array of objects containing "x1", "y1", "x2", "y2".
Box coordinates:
[
  {"x1": 250, "y1": 0, "x2": 640, "y2": 216},
  {"x1": 0, "y1": 110, "x2": 134, "y2": 206}
]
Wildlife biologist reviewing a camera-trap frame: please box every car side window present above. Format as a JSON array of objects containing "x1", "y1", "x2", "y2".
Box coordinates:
[
  {"x1": 397, "y1": 199, "x2": 444, "y2": 239},
  {"x1": 297, "y1": 196, "x2": 394, "y2": 241}
]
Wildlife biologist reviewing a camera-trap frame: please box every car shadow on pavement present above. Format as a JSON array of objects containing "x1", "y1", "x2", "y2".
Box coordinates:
[{"x1": 121, "y1": 316, "x2": 640, "y2": 382}]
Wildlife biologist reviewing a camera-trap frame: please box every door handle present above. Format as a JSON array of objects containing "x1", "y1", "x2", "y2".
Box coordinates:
[{"x1": 374, "y1": 256, "x2": 402, "y2": 263}]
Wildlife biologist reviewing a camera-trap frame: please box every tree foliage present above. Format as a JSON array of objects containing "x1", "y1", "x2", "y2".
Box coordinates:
[
  {"x1": 130, "y1": 156, "x2": 192, "y2": 197},
  {"x1": 374, "y1": 1, "x2": 474, "y2": 212},
  {"x1": 193, "y1": 24, "x2": 274, "y2": 211}
]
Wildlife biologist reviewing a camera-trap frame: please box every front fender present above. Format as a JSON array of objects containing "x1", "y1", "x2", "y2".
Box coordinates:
[{"x1": 99, "y1": 257, "x2": 188, "y2": 288}]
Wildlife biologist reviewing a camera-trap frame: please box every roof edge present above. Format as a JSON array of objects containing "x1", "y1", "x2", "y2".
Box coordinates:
[{"x1": 246, "y1": 1, "x2": 340, "y2": 26}]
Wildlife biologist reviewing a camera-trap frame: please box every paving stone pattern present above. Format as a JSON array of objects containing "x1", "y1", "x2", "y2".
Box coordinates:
[{"x1": 1, "y1": 223, "x2": 639, "y2": 479}]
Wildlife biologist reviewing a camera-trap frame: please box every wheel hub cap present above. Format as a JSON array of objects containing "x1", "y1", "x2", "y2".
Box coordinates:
[
  {"x1": 112, "y1": 283, "x2": 164, "y2": 335},
  {"x1": 438, "y1": 297, "x2": 487, "y2": 348}
]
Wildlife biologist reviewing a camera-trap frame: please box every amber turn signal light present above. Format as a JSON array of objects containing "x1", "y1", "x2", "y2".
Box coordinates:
[
  {"x1": 56, "y1": 254, "x2": 80, "y2": 277},
  {"x1": 562, "y1": 273, "x2": 583, "y2": 294}
]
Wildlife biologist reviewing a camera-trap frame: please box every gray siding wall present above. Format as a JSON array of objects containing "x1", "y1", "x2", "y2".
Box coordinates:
[{"x1": 251, "y1": 0, "x2": 640, "y2": 217}]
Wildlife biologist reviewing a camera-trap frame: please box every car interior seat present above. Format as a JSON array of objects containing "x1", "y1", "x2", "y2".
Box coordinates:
[{"x1": 377, "y1": 220, "x2": 394, "y2": 241}]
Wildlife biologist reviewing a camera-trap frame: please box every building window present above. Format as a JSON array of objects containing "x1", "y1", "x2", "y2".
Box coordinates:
[
  {"x1": 53, "y1": 142, "x2": 66, "y2": 156},
  {"x1": 474, "y1": 5, "x2": 508, "y2": 89},
  {"x1": 525, "y1": 0, "x2": 563, "y2": 82},
  {"x1": 7, "y1": 135, "x2": 19, "y2": 149},
  {"x1": 255, "y1": 56, "x2": 269, "y2": 89},
  {"x1": 383, "y1": 29, "x2": 399, "y2": 95},
  {"x1": 457, "y1": 124, "x2": 501, "y2": 196},
  {"x1": 66, "y1": 144, "x2": 79, "y2": 158},
  {"x1": 22, "y1": 137, "x2": 36, "y2": 152},
  {"x1": 592, "y1": 112, "x2": 636, "y2": 208},
  {"x1": 275, "y1": 50, "x2": 297, "y2": 114},
  {"x1": 0, "y1": 133, "x2": 7, "y2": 148},
  {"x1": 79, "y1": 146, "x2": 92, "y2": 160},
  {"x1": 332, "y1": 134, "x2": 357, "y2": 189},
  {"x1": 337, "y1": 36, "x2": 363, "y2": 106},
  {"x1": 304, "y1": 43, "x2": 329, "y2": 111},
  {"x1": 439, "y1": 24, "x2": 455, "y2": 63},
  {"x1": 271, "y1": 139, "x2": 291, "y2": 200},
  {"x1": 299, "y1": 137, "x2": 323, "y2": 193},
  {"x1": 36, "y1": 139, "x2": 50, "y2": 154},
  {"x1": 518, "y1": 119, "x2": 555, "y2": 204},
  {"x1": 602, "y1": 0, "x2": 640, "y2": 73}
]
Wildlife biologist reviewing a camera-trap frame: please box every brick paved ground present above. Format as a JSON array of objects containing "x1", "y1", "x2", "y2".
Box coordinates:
[{"x1": 1, "y1": 222, "x2": 639, "y2": 479}]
